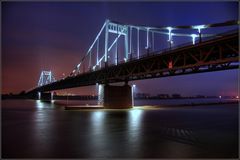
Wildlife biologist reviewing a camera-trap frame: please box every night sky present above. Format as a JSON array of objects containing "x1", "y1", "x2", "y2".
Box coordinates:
[{"x1": 2, "y1": 1, "x2": 239, "y2": 96}]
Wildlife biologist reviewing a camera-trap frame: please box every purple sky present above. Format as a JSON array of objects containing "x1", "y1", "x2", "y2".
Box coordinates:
[{"x1": 2, "y1": 2, "x2": 239, "y2": 96}]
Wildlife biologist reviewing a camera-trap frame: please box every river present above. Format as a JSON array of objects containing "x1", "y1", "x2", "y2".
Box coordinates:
[{"x1": 2, "y1": 99, "x2": 239, "y2": 158}]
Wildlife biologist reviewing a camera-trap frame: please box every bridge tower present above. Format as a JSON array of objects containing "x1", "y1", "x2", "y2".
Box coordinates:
[
  {"x1": 37, "y1": 71, "x2": 56, "y2": 101},
  {"x1": 38, "y1": 71, "x2": 56, "y2": 87}
]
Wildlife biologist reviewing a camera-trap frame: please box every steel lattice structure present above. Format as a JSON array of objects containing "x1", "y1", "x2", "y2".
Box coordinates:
[{"x1": 38, "y1": 71, "x2": 56, "y2": 87}]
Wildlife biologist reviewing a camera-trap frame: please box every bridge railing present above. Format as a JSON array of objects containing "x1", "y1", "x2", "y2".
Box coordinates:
[{"x1": 199, "y1": 28, "x2": 238, "y2": 42}]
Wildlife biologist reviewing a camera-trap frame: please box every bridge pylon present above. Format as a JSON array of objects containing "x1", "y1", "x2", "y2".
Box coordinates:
[
  {"x1": 37, "y1": 71, "x2": 56, "y2": 101},
  {"x1": 38, "y1": 70, "x2": 56, "y2": 87},
  {"x1": 98, "y1": 83, "x2": 133, "y2": 109}
]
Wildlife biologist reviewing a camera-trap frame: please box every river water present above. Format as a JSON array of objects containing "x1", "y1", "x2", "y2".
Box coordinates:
[{"x1": 2, "y1": 99, "x2": 239, "y2": 158}]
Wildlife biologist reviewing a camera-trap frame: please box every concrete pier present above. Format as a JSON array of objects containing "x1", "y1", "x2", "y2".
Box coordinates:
[
  {"x1": 103, "y1": 84, "x2": 132, "y2": 109},
  {"x1": 38, "y1": 92, "x2": 53, "y2": 102}
]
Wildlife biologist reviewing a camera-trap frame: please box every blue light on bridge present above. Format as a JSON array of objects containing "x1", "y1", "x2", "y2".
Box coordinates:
[
  {"x1": 166, "y1": 27, "x2": 173, "y2": 41},
  {"x1": 191, "y1": 34, "x2": 197, "y2": 45},
  {"x1": 192, "y1": 25, "x2": 207, "y2": 33}
]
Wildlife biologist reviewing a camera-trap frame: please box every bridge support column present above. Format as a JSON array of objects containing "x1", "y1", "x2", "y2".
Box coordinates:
[
  {"x1": 38, "y1": 92, "x2": 52, "y2": 102},
  {"x1": 101, "y1": 84, "x2": 132, "y2": 109}
]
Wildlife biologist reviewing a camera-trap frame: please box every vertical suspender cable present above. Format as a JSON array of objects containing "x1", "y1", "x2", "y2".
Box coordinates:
[
  {"x1": 146, "y1": 28, "x2": 150, "y2": 49},
  {"x1": 49, "y1": 71, "x2": 52, "y2": 83},
  {"x1": 104, "y1": 20, "x2": 109, "y2": 64},
  {"x1": 152, "y1": 31, "x2": 154, "y2": 51},
  {"x1": 137, "y1": 28, "x2": 140, "y2": 59},
  {"x1": 116, "y1": 24, "x2": 118, "y2": 65},
  {"x1": 97, "y1": 39, "x2": 99, "y2": 65},
  {"x1": 115, "y1": 38, "x2": 118, "y2": 65},
  {"x1": 89, "y1": 51, "x2": 91, "y2": 69},
  {"x1": 130, "y1": 26, "x2": 132, "y2": 58}
]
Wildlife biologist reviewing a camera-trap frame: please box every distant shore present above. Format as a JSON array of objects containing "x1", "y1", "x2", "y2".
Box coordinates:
[
  {"x1": 159, "y1": 100, "x2": 238, "y2": 107},
  {"x1": 1, "y1": 94, "x2": 238, "y2": 100}
]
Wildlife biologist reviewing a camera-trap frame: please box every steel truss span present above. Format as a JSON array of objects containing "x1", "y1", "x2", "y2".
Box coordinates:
[{"x1": 27, "y1": 31, "x2": 239, "y2": 94}]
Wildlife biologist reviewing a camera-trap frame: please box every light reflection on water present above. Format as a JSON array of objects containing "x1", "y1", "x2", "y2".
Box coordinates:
[
  {"x1": 87, "y1": 109, "x2": 144, "y2": 157},
  {"x1": 36, "y1": 100, "x2": 44, "y2": 110},
  {"x1": 33, "y1": 100, "x2": 56, "y2": 154},
  {"x1": 128, "y1": 109, "x2": 143, "y2": 140},
  {"x1": 90, "y1": 111, "x2": 105, "y2": 134},
  {"x1": 89, "y1": 111, "x2": 107, "y2": 156},
  {"x1": 2, "y1": 100, "x2": 238, "y2": 158},
  {"x1": 127, "y1": 109, "x2": 143, "y2": 156},
  {"x1": 33, "y1": 111, "x2": 53, "y2": 153},
  {"x1": 128, "y1": 109, "x2": 143, "y2": 127},
  {"x1": 36, "y1": 100, "x2": 55, "y2": 110}
]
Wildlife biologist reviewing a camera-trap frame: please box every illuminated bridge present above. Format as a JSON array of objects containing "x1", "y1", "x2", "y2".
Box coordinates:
[{"x1": 27, "y1": 19, "x2": 239, "y2": 108}]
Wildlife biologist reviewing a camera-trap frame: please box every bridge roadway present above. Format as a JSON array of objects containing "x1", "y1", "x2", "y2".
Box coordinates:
[{"x1": 27, "y1": 30, "x2": 239, "y2": 94}]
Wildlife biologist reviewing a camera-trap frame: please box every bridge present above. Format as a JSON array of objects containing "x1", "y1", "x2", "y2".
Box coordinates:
[{"x1": 27, "y1": 19, "x2": 239, "y2": 108}]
